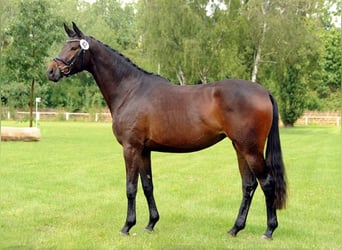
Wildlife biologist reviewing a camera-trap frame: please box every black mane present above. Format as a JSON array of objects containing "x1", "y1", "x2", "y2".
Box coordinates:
[{"x1": 90, "y1": 36, "x2": 168, "y2": 82}]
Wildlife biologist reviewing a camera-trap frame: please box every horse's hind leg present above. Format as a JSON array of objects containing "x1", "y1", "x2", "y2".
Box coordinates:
[
  {"x1": 139, "y1": 150, "x2": 160, "y2": 232},
  {"x1": 259, "y1": 173, "x2": 278, "y2": 239},
  {"x1": 245, "y1": 152, "x2": 278, "y2": 240},
  {"x1": 228, "y1": 146, "x2": 258, "y2": 237}
]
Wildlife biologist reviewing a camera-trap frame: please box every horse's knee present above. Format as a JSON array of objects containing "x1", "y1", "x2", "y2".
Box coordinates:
[{"x1": 126, "y1": 182, "x2": 138, "y2": 199}]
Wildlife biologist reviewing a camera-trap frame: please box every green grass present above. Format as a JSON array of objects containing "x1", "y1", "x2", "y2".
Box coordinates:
[{"x1": 1, "y1": 121, "x2": 341, "y2": 249}]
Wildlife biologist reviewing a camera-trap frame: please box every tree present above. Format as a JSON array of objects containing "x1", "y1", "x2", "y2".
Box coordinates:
[
  {"x1": 138, "y1": 0, "x2": 201, "y2": 84},
  {"x1": 138, "y1": 0, "x2": 237, "y2": 85},
  {"x1": 4, "y1": 0, "x2": 63, "y2": 126},
  {"x1": 271, "y1": 0, "x2": 326, "y2": 126},
  {"x1": 236, "y1": 0, "x2": 327, "y2": 126},
  {"x1": 92, "y1": 0, "x2": 138, "y2": 51},
  {"x1": 320, "y1": 26, "x2": 341, "y2": 110},
  {"x1": 1, "y1": 1, "x2": 17, "y2": 109}
]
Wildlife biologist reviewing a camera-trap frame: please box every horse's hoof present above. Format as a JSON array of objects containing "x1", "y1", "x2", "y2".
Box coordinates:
[
  {"x1": 119, "y1": 231, "x2": 129, "y2": 236},
  {"x1": 261, "y1": 234, "x2": 273, "y2": 240},
  {"x1": 145, "y1": 228, "x2": 154, "y2": 234},
  {"x1": 227, "y1": 230, "x2": 237, "y2": 237}
]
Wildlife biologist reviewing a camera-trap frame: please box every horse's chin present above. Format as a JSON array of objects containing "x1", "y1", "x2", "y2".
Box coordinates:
[{"x1": 50, "y1": 76, "x2": 62, "y2": 83}]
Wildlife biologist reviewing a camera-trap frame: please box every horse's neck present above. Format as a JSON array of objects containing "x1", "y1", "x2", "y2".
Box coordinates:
[{"x1": 88, "y1": 44, "x2": 141, "y2": 113}]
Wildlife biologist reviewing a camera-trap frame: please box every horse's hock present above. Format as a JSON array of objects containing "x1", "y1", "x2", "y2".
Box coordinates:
[{"x1": 1, "y1": 127, "x2": 41, "y2": 142}]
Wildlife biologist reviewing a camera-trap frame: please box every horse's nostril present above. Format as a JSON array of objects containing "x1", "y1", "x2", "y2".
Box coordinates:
[{"x1": 47, "y1": 66, "x2": 57, "y2": 81}]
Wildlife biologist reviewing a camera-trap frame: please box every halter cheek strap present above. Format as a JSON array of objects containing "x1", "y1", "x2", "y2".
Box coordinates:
[
  {"x1": 53, "y1": 39, "x2": 89, "y2": 76},
  {"x1": 54, "y1": 49, "x2": 85, "y2": 75}
]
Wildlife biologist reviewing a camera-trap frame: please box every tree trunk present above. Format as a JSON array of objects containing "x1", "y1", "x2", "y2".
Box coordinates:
[
  {"x1": 29, "y1": 79, "x2": 35, "y2": 127},
  {"x1": 176, "y1": 66, "x2": 186, "y2": 85},
  {"x1": 251, "y1": 22, "x2": 267, "y2": 82},
  {"x1": 1, "y1": 127, "x2": 41, "y2": 141},
  {"x1": 199, "y1": 67, "x2": 208, "y2": 84},
  {"x1": 251, "y1": 0, "x2": 270, "y2": 82}
]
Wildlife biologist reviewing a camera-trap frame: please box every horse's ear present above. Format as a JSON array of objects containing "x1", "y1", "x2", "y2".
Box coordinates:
[
  {"x1": 72, "y1": 22, "x2": 84, "y2": 38},
  {"x1": 64, "y1": 23, "x2": 76, "y2": 38}
]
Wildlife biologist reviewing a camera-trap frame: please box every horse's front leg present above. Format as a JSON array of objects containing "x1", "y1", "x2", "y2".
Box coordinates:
[
  {"x1": 140, "y1": 150, "x2": 159, "y2": 232},
  {"x1": 120, "y1": 145, "x2": 140, "y2": 235}
]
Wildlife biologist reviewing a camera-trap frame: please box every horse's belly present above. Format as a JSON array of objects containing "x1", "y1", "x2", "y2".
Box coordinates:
[{"x1": 145, "y1": 132, "x2": 226, "y2": 153}]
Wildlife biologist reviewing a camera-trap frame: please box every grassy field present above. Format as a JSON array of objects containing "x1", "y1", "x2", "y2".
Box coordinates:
[{"x1": 0, "y1": 121, "x2": 341, "y2": 249}]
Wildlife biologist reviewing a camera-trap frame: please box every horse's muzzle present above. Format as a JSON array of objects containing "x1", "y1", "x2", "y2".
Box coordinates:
[{"x1": 46, "y1": 61, "x2": 62, "y2": 82}]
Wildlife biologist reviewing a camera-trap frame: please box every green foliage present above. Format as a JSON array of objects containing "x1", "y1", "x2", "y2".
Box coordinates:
[
  {"x1": 277, "y1": 64, "x2": 307, "y2": 127},
  {"x1": 4, "y1": 0, "x2": 63, "y2": 83},
  {"x1": 2, "y1": 0, "x2": 64, "y2": 126},
  {"x1": 92, "y1": 0, "x2": 138, "y2": 50},
  {"x1": 138, "y1": 0, "x2": 203, "y2": 84},
  {"x1": 1, "y1": 81, "x2": 49, "y2": 109},
  {"x1": 322, "y1": 27, "x2": 341, "y2": 92},
  {"x1": 46, "y1": 72, "x2": 105, "y2": 112},
  {"x1": 1, "y1": 0, "x2": 341, "y2": 125},
  {"x1": 137, "y1": 0, "x2": 246, "y2": 84}
]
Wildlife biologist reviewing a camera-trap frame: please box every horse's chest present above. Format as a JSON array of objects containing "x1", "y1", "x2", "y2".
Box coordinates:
[{"x1": 111, "y1": 112, "x2": 148, "y2": 145}]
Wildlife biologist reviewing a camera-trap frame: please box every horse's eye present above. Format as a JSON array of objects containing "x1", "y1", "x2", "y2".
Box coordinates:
[{"x1": 71, "y1": 47, "x2": 78, "y2": 51}]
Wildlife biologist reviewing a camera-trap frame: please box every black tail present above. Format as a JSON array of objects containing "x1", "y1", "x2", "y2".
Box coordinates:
[{"x1": 266, "y1": 94, "x2": 287, "y2": 209}]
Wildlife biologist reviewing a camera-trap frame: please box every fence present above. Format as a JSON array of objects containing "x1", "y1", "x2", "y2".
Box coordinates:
[
  {"x1": 3, "y1": 110, "x2": 112, "y2": 122},
  {"x1": 1, "y1": 110, "x2": 341, "y2": 125},
  {"x1": 294, "y1": 111, "x2": 340, "y2": 126}
]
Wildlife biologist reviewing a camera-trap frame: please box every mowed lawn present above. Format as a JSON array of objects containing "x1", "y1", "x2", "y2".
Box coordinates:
[{"x1": 0, "y1": 121, "x2": 341, "y2": 249}]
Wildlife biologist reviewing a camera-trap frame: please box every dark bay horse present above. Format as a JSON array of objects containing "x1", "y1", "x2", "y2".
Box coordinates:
[{"x1": 47, "y1": 23, "x2": 287, "y2": 240}]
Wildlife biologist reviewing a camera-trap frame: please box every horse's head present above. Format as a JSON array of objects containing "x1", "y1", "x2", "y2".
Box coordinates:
[{"x1": 47, "y1": 22, "x2": 90, "y2": 82}]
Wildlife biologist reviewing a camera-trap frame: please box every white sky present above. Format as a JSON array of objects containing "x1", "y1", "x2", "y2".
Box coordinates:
[
  {"x1": 330, "y1": 3, "x2": 341, "y2": 27},
  {"x1": 85, "y1": 0, "x2": 135, "y2": 5}
]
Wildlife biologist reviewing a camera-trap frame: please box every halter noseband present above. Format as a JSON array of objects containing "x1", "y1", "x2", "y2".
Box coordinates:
[{"x1": 53, "y1": 39, "x2": 88, "y2": 76}]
